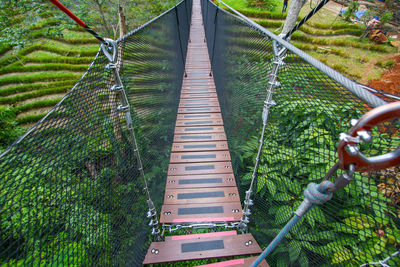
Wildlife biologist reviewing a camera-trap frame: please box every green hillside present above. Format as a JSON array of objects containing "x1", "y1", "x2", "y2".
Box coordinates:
[
  {"x1": 0, "y1": 26, "x2": 98, "y2": 127},
  {"x1": 218, "y1": 0, "x2": 397, "y2": 82}
]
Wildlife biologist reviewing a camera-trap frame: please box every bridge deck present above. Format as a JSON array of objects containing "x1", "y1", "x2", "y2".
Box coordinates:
[{"x1": 143, "y1": 0, "x2": 268, "y2": 265}]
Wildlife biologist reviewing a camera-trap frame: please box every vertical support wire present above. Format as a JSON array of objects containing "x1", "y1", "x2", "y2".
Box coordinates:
[
  {"x1": 239, "y1": 40, "x2": 287, "y2": 232},
  {"x1": 184, "y1": 0, "x2": 190, "y2": 28},
  {"x1": 209, "y1": 8, "x2": 219, "y2": 76},
  {"x1": 204, "y1": 0, "x2": 210, "y2": 42},
  {"x1": 175, "y1": 6, "x2": 187, "y2": 77},
  {"x1": 102, "y1": 39, "x2": 162, "y2": 241}
]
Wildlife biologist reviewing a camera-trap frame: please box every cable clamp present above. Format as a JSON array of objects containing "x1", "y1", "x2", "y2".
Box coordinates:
[
  {"x1": 242, "y1": 217, "x2": 249, "y2": 224},
  {"x1": 268, "y1": 81, "x2": 281, "y2": 87},
  {"x1": 273, "y1": 59, "x2": 286, "y2": 66},
  {"x1": 243, "y1": 210, "x2": 251, "y2": 216},
  {"x1": 151, "y1": 228, "x2": 160, "y2": 236},
  {"x1": 110, "y1": 85, "x2": 123, "y2": 92},
  {"x1": 264, "y1": 100, "x2": 276, "y2": 107},
  {"x1": 149, "y1": 219, "x2": 158, "y2": 226},
  {"x1": 244, "y1": 199, "x2": 253, "y2": 206},
  {"x1": 117, "y1": 105, "x2": 129, "y2": 112},
  {"x1": 147, "y1": 209, "x2": 156, "y2": 218},
  {"x1": 105, "y1": 63, "x2": 117, "y2": 70}
]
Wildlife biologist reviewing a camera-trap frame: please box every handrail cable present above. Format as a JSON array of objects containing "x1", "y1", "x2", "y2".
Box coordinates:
[
  {"x1": 216, "y1": 0, "x2": 387, "y2": 108},
  {"x1": 283, "y1": 0, "x2": 331, "y2": 40},
  {"x1": 48, "y1": 0, "x2": 109, "y2": 46}
]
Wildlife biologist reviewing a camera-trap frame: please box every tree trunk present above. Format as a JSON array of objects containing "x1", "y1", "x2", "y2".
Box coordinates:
[
  {"x1": 93, "y1": 0, "x2": 113, "y2": 36},
  {"x1": 281, "y1": 0, "x2": 307, "y2": 38},
  {"x1": 107, "y1": 6, "x2": 127, "y2": 144},
  {"x1": 118, "y1": 5, "x2": 128, "y2": 38}
]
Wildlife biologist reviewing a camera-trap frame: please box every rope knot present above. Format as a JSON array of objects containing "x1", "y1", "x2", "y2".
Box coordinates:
[{"x1": 304, "y1": 181, "x2": 334, "y2": 205}]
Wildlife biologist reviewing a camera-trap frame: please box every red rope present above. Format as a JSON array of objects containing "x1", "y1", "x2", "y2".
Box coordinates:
[{"x1": 48, "y1": 0, "x2": 86, "y2": 27}]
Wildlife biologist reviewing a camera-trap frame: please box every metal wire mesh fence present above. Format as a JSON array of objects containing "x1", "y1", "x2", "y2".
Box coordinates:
[
  {"x1": 0, "y1": 0, "x2": 191, "y2": 265},
  {"x1": 202, "y1": 0, "x2": 400, "y2": 266}
]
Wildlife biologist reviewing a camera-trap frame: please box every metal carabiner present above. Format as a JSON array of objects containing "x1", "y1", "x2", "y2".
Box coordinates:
[{"x1": 338, "y1": 102, "x2": 400, "y2": 172}]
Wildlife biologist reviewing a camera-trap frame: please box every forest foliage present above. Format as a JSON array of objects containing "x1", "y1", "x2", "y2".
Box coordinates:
[{"x1": 0, "y1": 0, "x2": 179, "y2": 52}]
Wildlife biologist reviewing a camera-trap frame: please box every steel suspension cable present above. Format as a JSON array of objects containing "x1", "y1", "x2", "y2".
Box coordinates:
[
  {"x1": 216, "y1": 0, "x2": 386, "y2": 108},
  {"x1": 48, "y1": 0, "x2": 108, "y2": 46},
  {"x1": 284, "y1": 0, "x2": 330, "y2": 40}
]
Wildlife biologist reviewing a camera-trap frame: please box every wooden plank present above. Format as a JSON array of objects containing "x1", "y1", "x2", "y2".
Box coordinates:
[
  {"x1": 176, "y1": 113, "x2": 222, "y2": 120},
  {"x1": 168, "y1": 162, "x2": 233, "y2": 175},
  {"x1": 182, "y1": 81, "x2": 214, "y2": 84},
  {"x1": 173, "y1": 133, "x2": 227, "y2": 142},
  {"x1": 196, "y1": 257, "x2": 270, "y2": 267},
  {"x1": 175, "y1": 118, "x2": 223, "y2": 126},
  {"x1": 181, "y1": 87, "x2": 216, "y2": 90},
  {"x1": 185, "y1": 69, "x2": 211, "y2": 72},
  {"x1": 164, "y1": 187, "x2": 239, "y2": 205},
  {"x1": 178, "y1": 102, "x2": 220, "y2": 108},
  {"x1": 170, "y1": 151, "x2": 230, "y2": 163},
  {"x1": 180, "y1": 98, "x2": 218, "y2": 104},
  {"x1": 178, "y1": 107, "x2": 221, "y2": 114},
  {"x1": 143, "y1": 234, "x2": 261, "y2": 264},
  {"x1": 181, "y1": 85, "x2": 216, "y2": 89},
  {"x1": 174, "y1": 126, "x2": 225, "y2": 134},
  {"x1": 181, "y1": 89, "x2": 216, "y2": 94},
  {"x1": 161, "y1": 203, "x2": 242, "y2": 224},
  {"x1": 165, "y1": 231, "x2": 237, "y2": 241},
  {"x1": 166, "y1": 173, "x2": 236, "y2": 188},
  {"x1": 181, "y1": 93, "x2": 218, "y2": 98},
  {"x1": 171, "y1": 141, "x2": 229, "y2": 152}
]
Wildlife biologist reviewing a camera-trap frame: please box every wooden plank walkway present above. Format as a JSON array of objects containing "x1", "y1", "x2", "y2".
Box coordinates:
[{"x1": 143, "y1": 0, "x2": 268, "y2": 265}]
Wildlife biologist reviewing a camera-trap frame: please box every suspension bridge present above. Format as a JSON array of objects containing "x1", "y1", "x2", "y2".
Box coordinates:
[{"x1": 1, "y1": 0, "x2": 400, "y2": 266}]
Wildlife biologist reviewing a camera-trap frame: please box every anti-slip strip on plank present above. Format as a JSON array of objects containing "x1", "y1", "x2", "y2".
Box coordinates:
[
  {"x1": 174, "y1": 133, "x2": 226, "y2": 142},
  {"x1": 160, "y1": 203, "x2": 242, "y2": 223},
  {"x1": 179, "y1": 178, "x2": 222, "y2": 184},
  {"x1": 171, "y1": 141, "x2": 229, "y2": 152},
  {"x1": 182, "y1": 240, "x2": 224, "y2": 253},
  {"x1": 176, "y1": 113, "x2": 222, "y2": 120},
  {"x1": 168, "y1": 162, "x2": 233, "y2": 175},
  {"x1": 181, "y1": 93, "x2": 218, "y2": 98},
  {"x1": 181, "y1": 90, "x2": 216, "y2": 93},
  {"x1": 182, "y1": 127, "x2": 215, "y2": 131},
  {"x1": 166, "y1": 231, "x2": 237, "y2": 241},
  {"x1": 183, "y1": 120, "x2": 213, "y2": 125},
  {"x1": 181, "y1": 98, "x2": 215, "y2": 102},
  {"x1": 175, "y1": 118, "x2": 223, "y2": 126},
  {"x1": 164, "y1": 187, "x2": 239, "y2": 204},
  {"x1": 174, "y1": 126, "x2": 225, "y2": 134},
  {"x1": 179, "y1": 103, "x2": 220, "y2": 108},
  {"x1": 166, "y1": 173, "x2": 236, "y2": 189},
  {"x1": 178, "y1": 206, "x2": 224, "y2": 214},
  {"x1": 178, "y1": 107, "x2": 221, "y2": 113},
  {"x1": 170, "y1": 151, "x2": 230, "y2": 163}
]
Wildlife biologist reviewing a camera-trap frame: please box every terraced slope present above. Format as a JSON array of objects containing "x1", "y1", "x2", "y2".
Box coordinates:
[
  {"x1": 219, "y1": 1, "x2": 397, "y2": 83},
  {"x1": 0, "y1": 27, "x2": 99, "y2": 127}
]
